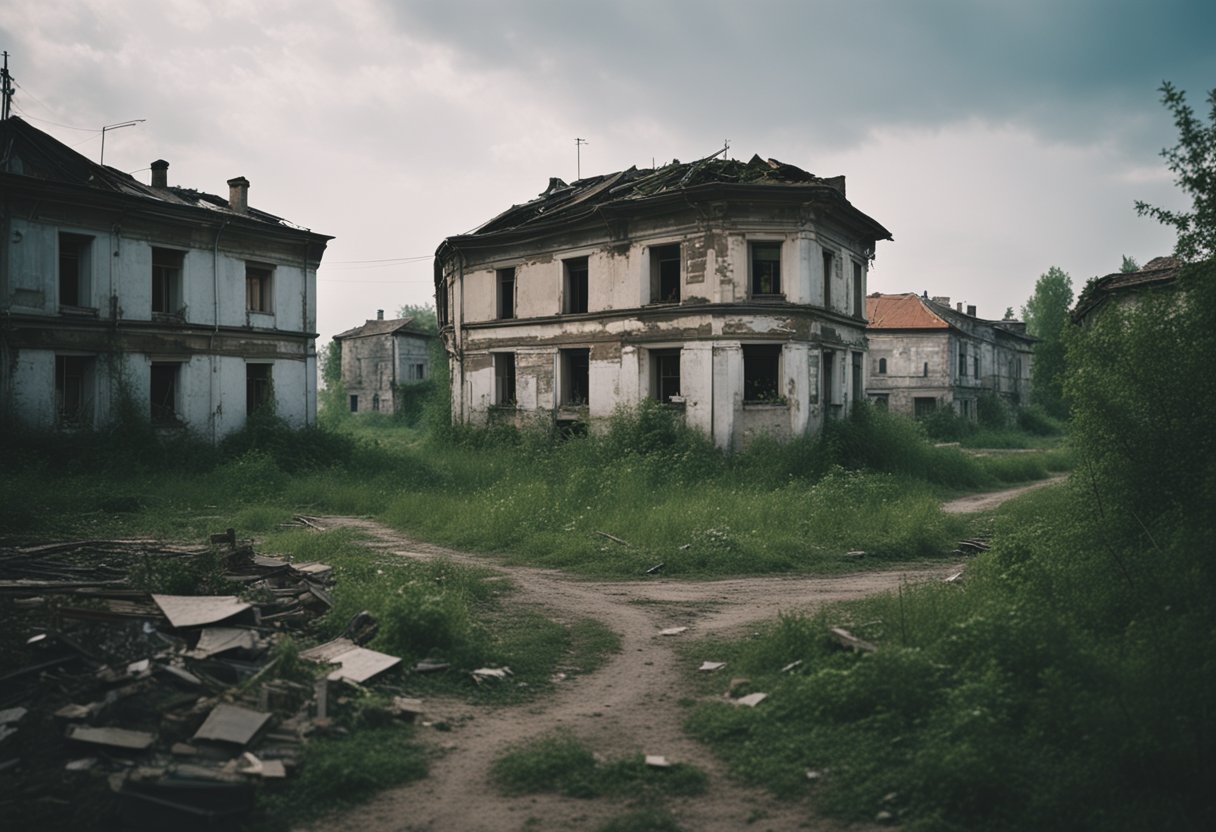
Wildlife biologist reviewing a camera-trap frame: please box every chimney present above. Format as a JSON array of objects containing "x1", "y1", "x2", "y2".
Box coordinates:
[
  {"x1": 377, "y1": 309, "x2": 384, "y2": 320},
  {"x1": 967, "y1": 304, "x2": 977, "y2": 317},
  {"x1": 227, "y1": 176, "x2": 250, "y2": 214},
  {"x1": 150, "y1": 159, "x2": 169, "y2": 188},
  {"x1": 931, "y1": 296, "x2": 950, "y2": 307},
  {"x1": 956, "y1": 302, "x2": 963, "y2": 312}
]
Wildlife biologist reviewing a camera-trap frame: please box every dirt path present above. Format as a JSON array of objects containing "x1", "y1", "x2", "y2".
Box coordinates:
[
  {"x1": 940, "y1": 473, "x2": 1068, "y2": 514},
  {"x1": 304, "y1": 478, "x2": 1062, "y2": 832}
]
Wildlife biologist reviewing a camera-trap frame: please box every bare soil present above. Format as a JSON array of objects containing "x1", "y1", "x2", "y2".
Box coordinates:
[{"x1": 303, "y1": 480, "x2": 1054, "y2": 832}]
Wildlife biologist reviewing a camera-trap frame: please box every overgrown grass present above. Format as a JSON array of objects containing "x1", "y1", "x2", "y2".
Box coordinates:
[
  {"x1": 492, "y1": 735, "x2": 707, "y2": 799},
  {"x1": 685, "y1": 479, "x2": 1216, "y2": 831}
]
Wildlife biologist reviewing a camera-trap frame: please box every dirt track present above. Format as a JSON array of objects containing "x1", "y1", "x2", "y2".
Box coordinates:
[{"x1": 304, "y1": 480, "x2": 1055, "y2": 832}]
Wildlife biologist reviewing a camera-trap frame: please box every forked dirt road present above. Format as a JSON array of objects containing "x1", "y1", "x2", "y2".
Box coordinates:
[{"x1": 306, "y1": 479, "x2": 1059, "y2": 832}]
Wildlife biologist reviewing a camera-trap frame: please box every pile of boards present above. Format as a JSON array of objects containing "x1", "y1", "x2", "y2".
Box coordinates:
[{"x1": 0, "y1": 527, "x2": 404, "y2": 830}]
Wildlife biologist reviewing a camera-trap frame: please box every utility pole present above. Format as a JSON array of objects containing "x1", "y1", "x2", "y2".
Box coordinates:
[
  {"x1": 1, "y1": 52, "x2": 14, "y2": 121},
  {"x1": 99, "y1": 119, "x2": 145, "y2": 165},
  {"x1": 575, "y1": 137, "x2": 588, "y2": 180}
]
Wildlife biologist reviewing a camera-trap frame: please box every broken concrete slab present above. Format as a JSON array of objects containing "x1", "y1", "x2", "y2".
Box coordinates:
[
  {"x1": 698, "y1": 661, "x2": 726, "y2": 672},
  {"x1": 67, "y1": 725, "x2": 156, "y2": 750},
  {"x1": 192, "y1": 703, "x2": 270, "y2": 747},
  {"x1": 644, "y1": 754, "x2": 672, "y2": 768},
  {"x1": 732, "y1": 692, "x2": 768, "y2": 708},
  {"x1": 152, "y1": 595, "x2": 251, "y2": 629},
  {"x1": 0, "y1": 706, "x2": 28, "y2": 725}
]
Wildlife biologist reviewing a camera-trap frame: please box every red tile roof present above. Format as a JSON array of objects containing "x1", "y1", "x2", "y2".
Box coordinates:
[{"x1": 866, "y1": 293, "x2": 949, "y2": 330}]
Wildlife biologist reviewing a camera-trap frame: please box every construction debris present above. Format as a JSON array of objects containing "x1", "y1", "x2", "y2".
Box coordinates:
[
  {"x1": 644, "y1": 754, "x2": 672, "y2": 768},
  {"x1": 698, "y1": 661, "x2": 727, "y2": 672},
  {"x1": 659, "y1": 626, "x2": 688, "y2": 636},
  {"x1": 301, "y1": 637, "x2": 401, "y2": 684},
  {"x1": 829, "y1": 626, "x2": 878, "y2": 653},
  {"x1": 732, "y1": 692, "x2": 768, "y2": 708}
]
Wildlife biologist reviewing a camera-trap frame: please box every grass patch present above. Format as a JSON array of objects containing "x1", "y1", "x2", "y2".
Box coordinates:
[{"x1": 492, "y1": 735, "x2": 707, "y2": 800}]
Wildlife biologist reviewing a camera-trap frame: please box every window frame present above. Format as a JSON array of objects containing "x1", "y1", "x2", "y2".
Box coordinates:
[
  {"x1": 649, "y1": 244, "x2": 681, "y2": 304},
  {"x1": 563, "y1": 256, "x2": 589, "y2": 314},
  {"x1": 743, "y1": 344, "x2": 783, "y2": 403},
  {"x1": 496, "y1": 267, "x2": 516, "y2": 320},
  {"x1": 58, "y1": 232, "x2": 94, "y2": 310},
  {"x1": 152, "y1": 247, "x2": 185, "y2": 317},
  {"x1": 560, "y1": 347, "x2": 591, "y2": 407},
  {"x1": 246, "y1": 264, "x2": 274, "y2": 314},
  {"x1": 494, "y1": 352, "x2": 517, "y2": 406},
  {"x1": 650, "y1": 348, "x2": 682, "y2": 404},
  {"x1": 749, "y1": 241, "x2": 783, "y2": 298},
  {"x1": 852, "y1": 261, "x2": 863, "y2": 317},
  {"x1": 246, "y1": 363, "x2": 273, "y2": 416},
  {"x1": 822, "y1": 249, "x2": 834, "y2": 310},
  {"x1": 150, "y1": 361, "x2": 182, "y2": 425},
  {"x1": 55, "y1": 354, "x2": 94, "y2": 427}
]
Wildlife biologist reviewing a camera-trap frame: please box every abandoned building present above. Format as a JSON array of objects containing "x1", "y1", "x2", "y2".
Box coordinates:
[
  {"x1": 864, "y1": 293, "x2": 1035, "y2": 419},
  {"x1": 332, "y1": 311, "x2": 436, "y2": 414},
  {"x1": 0, "y1": 116, "x2": 331, "y2": 439},
  {"x1": 1072, "y1": 255, "x2": 1183, "y2": 324},
  {"x1": 433, "y1": 153, "x2": 892, "y2": 448}
]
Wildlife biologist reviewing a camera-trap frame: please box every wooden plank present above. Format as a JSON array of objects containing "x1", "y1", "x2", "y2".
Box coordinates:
[
  {"x1": 152, "y1": 595, "x2": 251, "y2": 628},
  {"x1": 68, "y1": 725, "x2": 156, "y2": 750}
]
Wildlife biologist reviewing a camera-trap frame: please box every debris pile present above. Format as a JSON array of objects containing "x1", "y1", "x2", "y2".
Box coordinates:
[{"x1": 0, "y1": 532, "x2": 405, "y2": 830}]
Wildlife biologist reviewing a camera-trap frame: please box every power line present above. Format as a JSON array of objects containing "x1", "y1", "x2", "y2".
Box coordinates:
[{"x1": 327, "y1": 254, "x2": 432, "y2": 264}]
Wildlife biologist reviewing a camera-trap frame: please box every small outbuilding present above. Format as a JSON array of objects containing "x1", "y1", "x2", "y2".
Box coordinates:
[{"x1": 332, "y1": 311, "x2": 436, "y2": 415}]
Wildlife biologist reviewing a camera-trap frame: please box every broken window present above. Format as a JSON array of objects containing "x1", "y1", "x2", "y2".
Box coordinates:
[
  {"x1": 58, "y1": 233, "x2": 93, "y2": 309},
  {"x1": 563, "y1": 257, "x2": 588, "y2": 314},
  {"x1": 246, "y1": 363, "x2": 273, "y2": 416},
  {"x1": 914, "y1": 397, "x2": 937, "y2": 418},
  {"x1": 650, "y1": 244, "x2": 681, "y2": 303},
  {"x1": 152, "y1": 248, "x2": 184, "y2": 316},
  {"x1": 750, "y1": 242, "x2": 781, "y2": 296},
  {"x1": 497, "y1": 267, "x2": 516, "y2": 319},
  {"x1": 561, "y1": 348, "x2": 590, "y2": 406},
  {"x1": 852, "y1": 261, "x2": 863, "y2": 317},
  {"x1": 349, "y1": 394, "x2": 358, "y2": 413},
  {"x1": 878, "y1": 357, "x2": 887, "y2": 374},
  {"x1": 412, "y1": 363, "x2": 426, "y2": 380},
  {"x1": 246, "y1": 264, "x2": 273, "y2": 314},
  {"x1": 651, "y1": 349, "x2": 681, "y2": 403},
  {"x1": 851, "y1": 351, "x2": 863, "y2": 405},
  {"x1": 495, "y1": 353, "x2": 516, "y2": 405},
  {"x1": 822, "y1": 249, "x2": 834, "y2": 310},
  {"x1": 55, "y1": 355, "x2": 93, "y2": 427},
  {"x1": 822, "y1": 349, "x2": 836, "y2": 407},
  {"x1": 958, "y1": 344, "x2": 967, "y2": 377},
  {"x1": 743, "y1": 345, "x2": 782, "y2": 402},
  {"x1": 150, "y1": 362, "x2": 181, "y2": 425}
]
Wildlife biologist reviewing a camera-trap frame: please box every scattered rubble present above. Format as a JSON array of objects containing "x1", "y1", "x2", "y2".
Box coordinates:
[{"x1": 0, "y1": 532, "x2": 426, "y2": 830}]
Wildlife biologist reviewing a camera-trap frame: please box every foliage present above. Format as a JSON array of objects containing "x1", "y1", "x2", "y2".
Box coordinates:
[
  {"x1": 1015, "y1": 404, "x2": 1064, "y2": 436},
  {"x1": 1120, "y1": 254, "x2": 1140, "y2": 273},
  {"x1": 1021, "y1": 265, "x2": 1073, "y2": 418},
  {"x1": 318, "y1": 339, "x2": 348, "y2": 426},
  {"x1": 396, "y1": 302, "x2": 439, "y2": 334},
  {"x1": 976, "y1": 392, "x2": 1010, "y2": 429},
  {"x1": 1134, "y1": 83, "x2": 1216, "y2": 263},
  {"x1": 491, "y1": 735, "x2": 707, "y2": 799}
]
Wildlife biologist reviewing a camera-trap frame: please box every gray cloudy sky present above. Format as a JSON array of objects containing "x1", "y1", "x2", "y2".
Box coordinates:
[{"x1": 3, "y1": 0, "x2": 1213, "y2": 342}]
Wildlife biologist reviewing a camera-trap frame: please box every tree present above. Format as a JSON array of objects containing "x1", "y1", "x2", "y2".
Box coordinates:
[
  {"x1": 318, "y1": 339, "x2": 347, "y2": 425},
  {"x1": 1134, "y1": 83, "x2": 1216, "y2": 263},
  {"x1": 397, "y1": 302, "x2": 438, "y2": 334},
  {"x1": 1021, "y1": 266, "x2": 1073, "y2": 418},
  {"x1": 1002, "y1": 306, "x2": 1014, "y2": 321},
  {"x1": 1120, "y1": 254, "x2": 1139, "y2": 273}
]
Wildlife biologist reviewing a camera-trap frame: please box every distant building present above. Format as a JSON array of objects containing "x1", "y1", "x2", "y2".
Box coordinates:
[
  {"x1": 0, "y1": 116, "x2": 331, "y2": 439},
  {"x1": 1072, "y1": 256, "x2": 1183, "y2": 324},
  {"x1": 332, "y1": 311, "x2": 436, "y2": 415},
  {"x1": 434, "y1": 154, "x2": 892, "y2": 448},
  {"x1": 865, "y1": 293, "x2": 1034, "y2": 419}
]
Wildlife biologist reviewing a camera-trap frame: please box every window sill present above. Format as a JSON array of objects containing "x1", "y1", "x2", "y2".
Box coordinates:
[
  {"x1": 59, "y1": 304, "x2": 99, "y2": 317},
  {"x1": 749, "y1": 293, "x2": 786, "y2": 303},
  {"x1": 152, "y1": 311, "x2": 186, "y2": 324},
  {"x1": 646, "y1": 299, "x2": 681, "y2": 307},
  {"x1": 743, "y1": 399, "x2": 788, "y2": 408}
]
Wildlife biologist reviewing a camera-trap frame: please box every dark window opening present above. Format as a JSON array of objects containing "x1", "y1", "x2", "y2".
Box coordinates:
[
  {"x1": 56, "y1": 355, "x2": 92, "y2": 427},
  {"x1": 561, "y1": 348, "x2": 590, "y2": 406},
  {"x1": 651, "y1": 349, "x2": 681, "y2": 403},
  {"x1": 372, "y1": 393, "x2": 381, "y2": 412},
  {"x1": 150, "y1": 362, "x2": 180, "y2": 425},
  {"x1": 152, "y1": 248, "x2": 184, "y2": 315},
  {"x1": 750, "y1": 242, "x2": 781, "y2": 296},
  {"x1": 246, "y1": 265, "x2": 273, "y2": 313},
  {"x1": 563, "y1": 257, "x2": 589, "y2": 314},
  {"x1": 923, "y1": 362, "x2": 929, "y2": 377},
  {"x1": 851, "y1": 351, "x2": 863, "y2": 404},
  {"x1": 495, "y1": 353, "x2": 517, "y2": 405},
  {"x1": 650, "y1": 244, "x2": 681, "y2": 303},
  {"x1": 852, "y1": 261, "x2": 863, "y2": 317},
  {"x1": 246, "y1": 364, "x2": 273, "y2": 415},
  {"x1": 961, "y1": 399, "x2": 972, "y2": 419},
  {"x1": 822, "y1": 349, "x2": 836, "y2": 407},
  {"x1": 914, "y1": 397, "x2": 937, "y2": 418},
  {"x1": 412, "y1": 363, "x2": 426, "y2": 380},
  {"x1": 958, "y1": 345, "x2": 967, "y2": 377},
  {"x1": 974, "y1": 355, "x2": 980, "y2": 379},
  {"x1": 349, "y1": 394, "x2": 358, "y2": 413},
  {"x1": 822, "y1": 250, "x2": 834, "y2": 309},
  {"x1": 497, "y1": 267, "x2": 516, "y2": 319},
  {"x1": 878, "y1": 357, "x2": 887, "y2": 374},
  {"x1": 744, "y1": 345, "x2": 782, "y2": 402},
  {"x1": 58, "y1": 233, "x2": 92, "y2": 308}
]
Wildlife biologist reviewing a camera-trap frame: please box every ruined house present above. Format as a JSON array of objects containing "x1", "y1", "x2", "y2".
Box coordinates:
[
  {"x1": 865, "y1": 293, "x2": 1034, "y2": 419},
  {"x1": 0, "y1": 116, "x2": 331, "y2": 439},
  {"x1": 1072, "y1": 256, "x2": 1183, "y2": 324},
  {"x1": 332, "y1": 311, "x2": 436, "y2": 414},
  {"x1": 433, "y1": 153, "x2": 892, "y2": 448}
]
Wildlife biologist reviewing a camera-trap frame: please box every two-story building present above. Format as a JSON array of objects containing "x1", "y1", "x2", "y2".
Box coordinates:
[
  {"x1": 0, "y1": 116, "x2": 331, "y2": 440},
  {"x1": 332, "y1": 310, "x2": 436, "y2": 415},
  {"x1": 865, "y1": 293, "x2": 1035, "y2": 418},
  {"x1": 434, "y1": 153, "x2": 892, "y2": 448}
]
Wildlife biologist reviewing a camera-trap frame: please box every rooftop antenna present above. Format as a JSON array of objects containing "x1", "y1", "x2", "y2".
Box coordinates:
[
  {"x1": 724, "y1": 138, "x2": 731, "y2": 159},
  {"x1": 1, "y1": 52, "x2": 14, "y2": 121},
  {"x1": 100, "y1": 118, "x2": 145, "y2": 166},
  {"x1": 575, "y1": 137, "x2": 588, "y2": 179}
]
